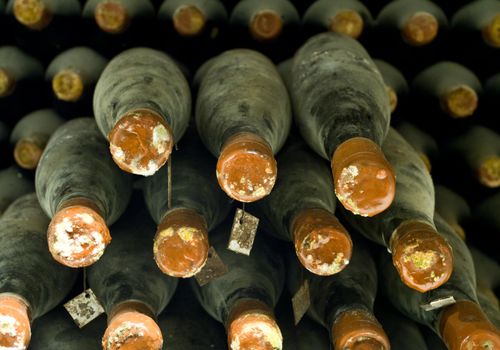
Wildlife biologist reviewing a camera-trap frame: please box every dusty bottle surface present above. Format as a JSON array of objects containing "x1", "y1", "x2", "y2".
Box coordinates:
[
  {"x1": 395, "y1": 122, "x2": 437, "y2": 173},
  {"x1": 0, "y1": 166, "x2": 34, "y2": 216},
  {"x1": 373, "y1": 59, "x2": 409, "y2": 115}
]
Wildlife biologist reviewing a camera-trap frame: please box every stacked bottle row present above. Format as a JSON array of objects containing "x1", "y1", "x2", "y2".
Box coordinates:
[{"x1": 0, "y1": 0, "x2": 499, "y2": 73}]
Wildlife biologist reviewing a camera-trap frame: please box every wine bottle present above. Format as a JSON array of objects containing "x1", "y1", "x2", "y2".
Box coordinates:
[
  {"x1": 0, "y1": 193, "x2": 77, "y2": 349},
  {"x1": 287, "y1": 236, "x2": 390, "y2": 350},
  {"x1": 159, "y1": 281, "x2": 227, "y2": 350},
  {"x1": 30, "y1": 307, "x2": 106, "y2": 349},
  {"x1": 36, "y1": 118, "x2": 133, "y2": 267},
  {"x1": 471, "y1": 192, "x2": 500, "y2": 262},
  {"x1": 290, "y1": 32, "x2": 395, "y2": 217},
  {"x1": 375, "y1": 301, "x2": 428, "y2": 350},
  {"x1": 0, "y1": 46, "x2": 45, "y2": 124},
  {"x1": 87, "y1": 197, "x2": 178, "y2": 350},
  {"x1": 0, "y1": 166, "x2": 34, "y2": 216},
  {"x1": 9, "y1": 109, "x2": 64, "y2": 170},
  {"x1": 228, "y1": 0, "x2": 300, "y2": 61},
  {"x1": 470, "y1": 246, "x2": 500, "y2": 328},
  {"x1": 0, "y1": 120, "x2": 10, "y2": 168},
  {"x1": 373, "y1": 59, "x2": 409, "y2": 114},
  {"x1": 421, "y1": 326, "x2": 448, "y2": 350},
  {"x1": 251, "y1": 137, "x2": 353, "y2": 276},
  {"x1": 484, "y1": 72, "x2": 500, "y2": 129},
  {"x1": 341, "y1": 128, "x2": 453, "y2": 292},
  {"x1": 143, "y1": 129, "x2": 232, "y2": 278},
  {"x1": 378, "y1": 214, "x2": 500, "y2": 349},
  {"x1": 411, "y1": 61, "x2": 482, "y2": 119},
  {"x1": 82, "y1": 0, "x2": 156, "y2": 55},
  {"x1": 5, "y1": 0, "x2": 82, "y2": 61},
  {"x1": 195, "y1": 49, "x2": 291, "y2": 202},
  {"x1": 434, "y1": 185, "x2": 471, "y2": 241},
  {"x1": 46, "y1": 46, "x2": 108, "y2": 116},
  {"x1": 190, "y1": 223, "x2": 285, "y2": 350},
  {"x1": 303, "y1": 0, "x2": 373, "y2": 40},
  {"x1": 395, "y1": 121, "x2": 437, "y2": 172},
  {"x1": 93, "y1": 47, "x2": 191, "y2": 176}
]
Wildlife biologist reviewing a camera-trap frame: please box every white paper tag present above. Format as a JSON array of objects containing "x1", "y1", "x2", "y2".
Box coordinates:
[
  {"x1": 292, "y1": 279, "x2": 311, "y2": 325},
  {"x1": 195, "y1": 247, "x2": 229, "y2": 286},
  {"x1": 64, "y1": 289, "x2": 105, "y2": 328},
  {"x1": 420, "y1": 296, "x2": 456, "y2": 312},
  {"x1": 227, "y1": 208, "x2": 259, "y2": 256}
]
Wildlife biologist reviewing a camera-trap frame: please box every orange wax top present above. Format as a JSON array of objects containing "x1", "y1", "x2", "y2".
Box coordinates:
[
  {"x1": 14, "y1": 135, "x2": 46, "y2": 170},
  {"x1": 13, "y1": 0, "x2": 52, "y2": 31},
  {"x1": 95, "y1": 0, "x2": 130, "y2": 34},
  {"x1": 47, "y1": 197, "x2": 111, "y2": 268},
  {"x1": 292, "y1": 207, "x2": 353, "y2": 276},
  {"x1": 227, "y1": 299, "x2": 283, "y2": 350},
  {"x1": 402, "y1": 12, "x2": 439, "y2": 46},
  {"x1": 0, "y1": 68, "x2": 15, "y2": 97},
  {"x1": 153, "y1": 208, "x2": 209, "y2": 278},
  {"x1": 440, "y1": 300, "x2": 500, "y2": 350},
  {"x1": 52, "y1": 69, "x2": 84, "y2": 102},
  {"x1": 0, "y1": 294, "x2": 31, "y2": 350},
  {"x1": 108, "y1": 108, "x2": 174, "y2": 177},
  {"x1": 332, "y1": 137, "x2": 396, "y2": 217},
  {"x1": 216, "y1": 132, "x2": 277, "y2": 203},
  {"x1": 390, "y1": 220, "x2": 453, "y2": 292},
  {"x1": 331, "y1": 309, "x2": 390, "y2": 350},
  {"x1": 173, "y1": 5, "x2": 206, "y2": 37},
  {"x1": 329, "y1": 9, "x2": 364, "y2": 39},
  {"x1": 440, "y1": 85, "x2": 478, "y2": 119},
  {"x1": 250, "y1": 10, "x2": 283, "y2": 42},
  {"x1": 483, "y1": 14, "x2": 500, "y2": 48},
  {"x1": 385, "y1": 85, "x2": 398, "y2": 114},
  {"x1": 103, "y1": 301, "x2": 162, "y2": 350},
  {"x1": 478, "y1": 157, "x2": 500, "y2": 188}
]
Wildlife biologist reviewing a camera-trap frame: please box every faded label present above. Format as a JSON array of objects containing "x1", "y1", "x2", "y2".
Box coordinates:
[
  {"x1": 227, "y1": 208, "x2": 259, "y2": 256},
  {"x1": 64, "y1": 289, "x2": 105, "y2": 328},
  {"x1": 420, "y1": 296, "x2": 456, "y2": 312},
  {"x1": 292, "y1": 279, "x2": 311, "y2": 325},
  {"x1": 195, "y1": 247, "x2": 229, "y2": 286}
]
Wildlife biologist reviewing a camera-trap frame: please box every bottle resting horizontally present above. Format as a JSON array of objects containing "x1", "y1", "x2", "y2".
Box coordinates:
[{"x1": 0, "y1": 166, "x2": 34, "y2": 216}]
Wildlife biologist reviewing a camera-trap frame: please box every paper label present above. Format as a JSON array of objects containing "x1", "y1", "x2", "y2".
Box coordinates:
[
  {"x1": 291, "y1": 279, "x2": 311, "y2": 325},
  {"x1": 421, "y1": 296, "x2": 456, "y2": 312},
  {"x1": 227, "y1": 208, "x2": 259, "y2": 256},
  {"x1": 64, "y1": 289, "x2": 105, "y2": 328}
]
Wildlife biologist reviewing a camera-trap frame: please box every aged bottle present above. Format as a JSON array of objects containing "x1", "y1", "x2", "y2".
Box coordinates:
[
  {"x1": 9, "y1": 109, "x2": 64, "y2": 170},
  {"x1": 195, "y1": 49, "x2": 291, "y2": 202},
  {"x1": 159, "y1": 281, "x2": 227, "y2": 350},
  {"x1": 0, "y1": 166, "x2": 34, "y2": 216},
  {"x1": 434, "y1": 185, "x2": 471, "y2": 241},
  {"x1": 30, "y1": 307, "x2": 106, "y2": 349},
  {"x1": 341, "y1": 128, "x2": 453, "y2": 292},
  {"x1": 94, "y1": 47, "x2": 191, "y2": 176},
  {"x1": 373, "y1": 59, "x2": 409, "y2": 114},
  {"x1": 46, "y1": 46, "x2": 108, "y2": 116},
  {"x1": 378, "y1": 214, "x2": 500, "y2": 350},
  {"x1": 471, "y1": 192, "x2": 500, "y2": 262},
  {"x1": 191, "y1": 223, "x2": 285, "y2": 350},
  {"x1": 290, "y1": 32, "x2": 395, "y2": 217},
  {"x1": 303, "y1": 0, "x2": 373, "y2": 40},
  {"x1": 82, "y1": 0, "x2": 156, "y2": 55},
  {"x1": 88, "y1": 197, "x2": 178, "y2": 350},
  {"x1": 288, "y1": 236, "x2": 390, "y2": 350},
  {"x1": 143, "y1": 129, "x2": 232, "y2": 278},
  {"x1": 36, "y1": 118, "x2": 133, "y2": 267},
  {"x1": 0, "y1": 46, "x2": 45, "y2": 123},
  {"x1": 395, "y1": 121, "x2": 437, "y2": 172},
  {"x1": 251, "y1": 137, "x2": 353, "y2": 276},
  {"x1": 0, "y1": 193, "x2": 77, "y2": 349}
]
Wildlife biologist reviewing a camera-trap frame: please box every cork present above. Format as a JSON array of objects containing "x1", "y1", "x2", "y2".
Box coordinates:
[
  {"x1": 0, "y1": 294, "x2": 31, "y2": 350},
  {"x1": 329, "y1": 9, "x2": 364, "y2": 39},
  {"x1": 52, "y1": 69, "x2": 84, "y2": 102},
  {"x1": 249, "y1": 10, "x2": 283, "y2": 42},
  {"x1": 402, "y1": 12, "x2": 439, "y2": 46},
  {"x1": 482, "y1": 14, "x2": 500, "y2": 48},
  {"x1": 13, "y1": 0, "x2": 52, "y2": 30},
  {"x1": 478, "y1": 157, "x2": 500, "y2": 188},
  {"x1": 94, "y1": 0, "x2": 130, "y2": 34},
  {"x1": 173, "y1": 5, "x2": 206, "y2": 37},
  {"x1": 440, "y1": 85, "x2": 478, "y2": 118}
]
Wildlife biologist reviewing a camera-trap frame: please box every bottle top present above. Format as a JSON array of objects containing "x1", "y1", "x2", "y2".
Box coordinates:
[
  {"x1": 94, "y1": 0, "x2": 130, "y2": 34},
  {"x1": 52, "y1": 69, "x2": 84, "y2": 102},
  {"x1": 390, "y1": 220, "x2": 453, "y2": 292},
  {"x1": 153, "y1": 208, "x2": 209, "y2": 278},
  {"x1": 331, "y1": 309, "x2": 390, "y2": 350},
  {"x1": 291, "y1": 208, "x2": 352, "y2": 276},
  {"x1": 13, "y1": 0, "x2": 52, "y2": 30},
  {"x1": 0, "y1": 294, "x2": 31, "y2": 350},
  {"x1": 478, "y1": 157, "x2": 500, "y2": 188},
  {"x1": 216, "y1": 132, "x2": 277, "y2": 202},
  {"x1": 227, "y1": 299, "x2": 283, "y2": 350},
  {"x1": 332, "y1": 137, "x2": 396, "y2": 217},
  {"x1": 385, "y1": 85, "x2": 398, "y2": 113},
  {"x1": 14, "y1": 135, "x2": 45, "y2": 170},
  {"x1": 483, "y1": 14, "x2": 500, "y2": 48},
  {"x1": 440, "y1": 300, "x2": 500, "y2": 350},
  {"x1": 249, "y1": 10, "x2": 283, "y2": 42},
  {"x1": 329, "y1": 9, "x2": 364, "y2": 39},
  {"x1": 173, "y1": 5, "x2": 206, "y2": 37},
  {"x1": 108, "y1": 109, "x2": 174, "y2": 177},
  {"x1": 402, "y1": 12, "x2": 439, "y2": 46},
  {"x1": 440, "y1": 85, "x2": 478, "y2": 118},
  {"x1": 47, "y1": 197, "x2": 111, "y2": 268},
  {"x1": 0, "y1": 68, "x2": 14, "y2": 97},
  {"x1": 103, "y1": 301, "x2": 162, "y2": 350}
]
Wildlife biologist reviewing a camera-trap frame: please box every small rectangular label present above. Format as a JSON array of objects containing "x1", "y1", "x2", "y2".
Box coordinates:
[
  {"x1": 420, "y1": 296, "x2": 456, "y2": 312},
  {"x1": 64, "y1": 289, "x2": 105, "y2": 328},
  {"x1": 292, "y1": 279, "x2": 311, "y2": 325},
  {"x1": 195, "y1": 247, "x2": 229, "y2": 286},
  {"x1": 227, "y1": 208, "x2": 259, "y2": 256}
]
